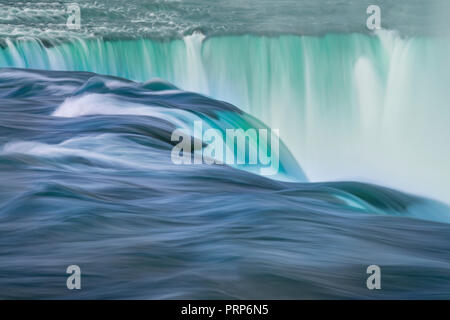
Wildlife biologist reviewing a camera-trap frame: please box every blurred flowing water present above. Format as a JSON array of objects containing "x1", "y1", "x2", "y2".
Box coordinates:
[
  {"x1": 0, "y1": 0, "x2": 450, "y2": 299},
  {"x1": 2, "y1": 31, "x2": 450, "y2": 202},
  {"x1": 0, "y1": 69, "x2": 450, "y2": 299}
]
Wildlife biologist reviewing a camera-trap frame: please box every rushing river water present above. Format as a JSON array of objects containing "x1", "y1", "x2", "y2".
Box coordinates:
[{"x1": 0, "y1": 0, "x2": 449, "y2": 299}]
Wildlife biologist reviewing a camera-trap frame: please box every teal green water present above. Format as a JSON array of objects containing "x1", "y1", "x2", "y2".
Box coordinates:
[
  {"x1": 1, "y1": 32, "x2": 449, "y2": 203},
  {"x1": 1, "y1": 68, "x2": 450, "y2": 299}
]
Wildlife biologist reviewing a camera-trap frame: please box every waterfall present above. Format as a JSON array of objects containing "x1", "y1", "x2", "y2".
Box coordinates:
[{"x1": 1, "y1": 31, "x2": 449, "y2": 202}]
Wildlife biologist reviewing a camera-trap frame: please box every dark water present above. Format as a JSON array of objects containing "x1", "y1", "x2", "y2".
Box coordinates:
[{"x1": 0, "y1": 68, "x2": 450, "y2": 299}]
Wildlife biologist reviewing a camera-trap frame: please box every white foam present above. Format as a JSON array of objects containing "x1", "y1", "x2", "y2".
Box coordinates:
[
  {"x1": 1, "y1": 135, "x2": 170, "y2": 171},
  {"x1": 52, "y1": 93, "x2": 194, "y2": 132}
]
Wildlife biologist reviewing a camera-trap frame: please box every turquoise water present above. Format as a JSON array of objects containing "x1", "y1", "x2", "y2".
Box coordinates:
[
  {"x1": 1, "y1": 0, "x2": 450, "y2": 299},
  {"x1": 1, "y1": 68, "x2": 450, "y2": 299},
  {"x1": 1, "y1": 32, "x2": 449, "y2": 202}
]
